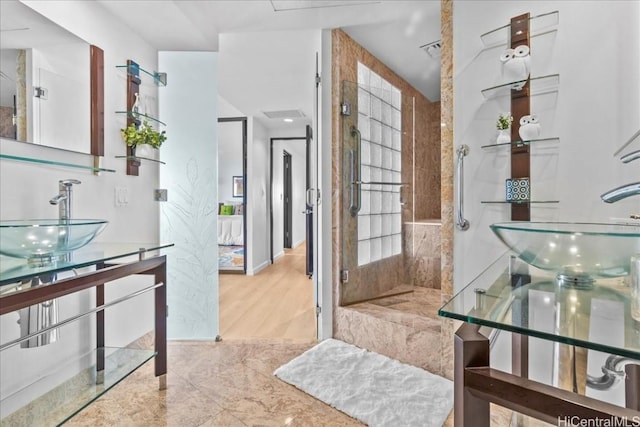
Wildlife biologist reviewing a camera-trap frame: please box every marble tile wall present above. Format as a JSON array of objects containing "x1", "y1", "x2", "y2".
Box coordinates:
[
  {"x1": 440, "y1": 0, "x2": 455, "y2": 381},
  {"x1": 0, "y1": 107, "x2": 14, "y2": 138},
  {"x1": 404, "y1": 222, "x2": 441, "y2": 289},
  {"x1": 414, "y1": 101, "x2": 442, "y2": 220}
]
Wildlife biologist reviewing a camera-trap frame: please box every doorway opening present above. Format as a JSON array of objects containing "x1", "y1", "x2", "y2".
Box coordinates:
[
  {"x1": 217, "y1": 117, "x2": 247, "y2": 274},
  {"x1": 269, "y1": 127, "x2": 313, "y2": 278},
  {"x1": 217, "y1": 127, "x2": 316, "y2": 341}
]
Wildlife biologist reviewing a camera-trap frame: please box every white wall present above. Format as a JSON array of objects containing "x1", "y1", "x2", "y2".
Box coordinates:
[
  {"x1": 159, "y1": 51, "x2": 218, "y2": 340},
  {"x1": 453, "y1": 0, "x2": 640, "y2": 408},
  {"x1": 272, "y1": 135, "x2": 308, "y2": 259},
  {"x1": 453, "y1": 0, "x2": 640, "y2": 291},
  {"x1": 0, "y1": 0, "x2": 159, "y2": 416},
  {"x1": 246, "y1": 118, "x2": 271, "y2": 275}
]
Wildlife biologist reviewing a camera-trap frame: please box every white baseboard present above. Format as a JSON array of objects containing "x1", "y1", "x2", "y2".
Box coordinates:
[
  {"x1": 247, "y1": 260, "x2": 270, "y2": 276},
  {"x1": 293, "y1": 239, "x2": 306, "y2": 249},
  {"x1": 273, "y1": 251, "x2": 285, "y2": 261}
]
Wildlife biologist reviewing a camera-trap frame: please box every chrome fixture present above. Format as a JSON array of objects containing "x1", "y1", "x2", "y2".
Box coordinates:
[
  {"x1": 587, "y1": 355, "x2": 634, "y2": 390},
  {"x1": 600, "y1": 181, "x2": 640, "y2": 203},
  {"x1": 613, "y1": 128, "x2": 640, "y2": 157},
  {"x1": 455, "y1": 145, "x2": 470, "y2": 231},
  {"x1": 349, "y1": 126, "x2": 361, "y2": 217},
  {"x1": 621, "y1": 149, "x2": 640, "y2": 164},
  {"x1": 49, "y1": 179, "x2": 81, "y2": 220},
  {"x1": 18, "y1": 274, "x2": 59, "y2": 348}
]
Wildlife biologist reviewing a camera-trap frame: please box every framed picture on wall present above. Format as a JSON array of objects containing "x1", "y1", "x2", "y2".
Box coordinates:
[{"x1": 232, "y1": 176, "x2": 244, "y2": 198}]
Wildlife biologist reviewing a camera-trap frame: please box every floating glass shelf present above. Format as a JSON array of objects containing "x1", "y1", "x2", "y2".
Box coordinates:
[
  {"x1": 115, "y1": 111, "x2": 166, "y2": 126},
  {"x1": 0, "y1": 347, "x2": 155, "y2": 425},
  {"x1": 481, "y1": 74, "x2": 559, "y2": 99},
  {"x1": 481, "y1": 137, "x2": 559, "y2": 149},
  {"x1": 0, "y1": 154, "x2": 115, "y2": 173},
  {"x1": 480, "y1": 10, "x2": 559, "y2": 47},
  {"x1": 481, "y1": 200, "x2": 559, "y2": 205},
  {"x1": 115, "y1": 64, "x2": 166, "y2": 86},
  {"x1": 115, "y1": 155, "x2": 165, "y2": 165}
]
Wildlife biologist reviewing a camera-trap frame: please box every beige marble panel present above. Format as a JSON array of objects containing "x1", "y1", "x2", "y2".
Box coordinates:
[
  {"x1": 15, "y1": 49, "x2": 27, "y2": 141},
  {"x1": 440, "y1": 0, "x2": 455, "y2": 384},
  {"x1": 440, "y1": 0, "x2": 454, "y2": 301},
  {"x1": 415, "y1": 100, "x2": 442, "y2": 220},
  {"x1": 0, "y1": 106, "x2": 15, "y2": 138},
  {"x1": 335, "y1": 305, "x2": 442, "y2": 374},
  {"x1": 404, "y1": 223, "x2": 441, "y2": 289}
]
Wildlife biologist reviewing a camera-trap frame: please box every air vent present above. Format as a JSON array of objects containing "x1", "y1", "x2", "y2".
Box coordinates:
[
  {"x1": 263, "y1": 109, "x2": 306, "y2": 119},
  {"x1": 420, "y1": 40, "x2": 442, "y2": 59}
]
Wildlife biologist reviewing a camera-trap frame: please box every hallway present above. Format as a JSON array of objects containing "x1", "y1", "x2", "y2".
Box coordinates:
[{"x1": 219, "y1": 243, "x2": 316, "y2": 342}]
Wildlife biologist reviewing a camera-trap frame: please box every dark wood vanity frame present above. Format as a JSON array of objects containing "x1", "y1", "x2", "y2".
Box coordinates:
[{"x1": 0, "y1": 255, "x2": 168, "y2": 390}]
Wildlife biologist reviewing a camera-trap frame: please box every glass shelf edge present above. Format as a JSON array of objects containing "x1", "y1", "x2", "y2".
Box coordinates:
[
  {"x1": 115, "y1": 64, "x2": 166, "y2": 86},
  {"x1": 115, "y1": 111, "x2": 166, "y2": 126},
  {"x1": 439, "y1": 310, "x2": 640, "y2": 360},
  {"x1": 481, "y1": 137, "x2": 560, "y2": 149},
  {"x1": 481, "y1": 200, "x2": 560, "y2": 204},
  {"x1": 0, "y1": 154, "x2": 115, "y2": 173},
  {"x1": 0, "y1": 347, "x2": 156, "y2": 426},
  {"x1": 115, "y1": 155, "x2": 165, "y2": 164},
  {"x1": 480, "y1": 10, "x2": 559, "y2": 47},
  {"x1": 481, "y1": 74, "x2": 560, "y2": 99}
]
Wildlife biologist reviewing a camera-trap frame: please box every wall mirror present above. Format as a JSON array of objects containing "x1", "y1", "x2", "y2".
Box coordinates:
[{"x1": 0, "y1": 0, "x2": 98, "y2": 155}]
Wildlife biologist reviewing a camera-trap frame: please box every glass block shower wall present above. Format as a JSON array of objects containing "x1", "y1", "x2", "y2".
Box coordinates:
[{"x1": 356, "y1": 62, "x2": 403, "y2": 266}]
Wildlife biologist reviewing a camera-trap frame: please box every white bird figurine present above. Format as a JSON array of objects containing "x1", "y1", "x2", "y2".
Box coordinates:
[
  {"x1": 500, "y1": 45, "x2": 531, "y2": 84},
  {"x1": 518, "y1": 114, "x2": 541, "y2": 141}
]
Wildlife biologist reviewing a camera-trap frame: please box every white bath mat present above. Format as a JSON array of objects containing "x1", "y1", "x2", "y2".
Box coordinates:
[{"x1": 274, "y1": 339, "x2": 453, "y2": 427}]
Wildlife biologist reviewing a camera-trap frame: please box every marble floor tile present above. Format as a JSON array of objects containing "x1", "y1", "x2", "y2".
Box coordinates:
[{"x1": 66, "y1": 339, "x2": 367, "y2": 427}]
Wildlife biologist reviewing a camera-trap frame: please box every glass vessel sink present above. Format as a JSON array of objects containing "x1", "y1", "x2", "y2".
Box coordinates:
[
  {"x1": 0, "y1": 219, "x2": 107, "y2": 265},
  {"x1": 490, "y1": 222, "x2": 640, "y2": 286}
]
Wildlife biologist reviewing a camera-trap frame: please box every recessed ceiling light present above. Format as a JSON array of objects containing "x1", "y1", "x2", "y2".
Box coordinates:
[{"x1": 283, "y1": 118, "x2": 293, "y2": 123}]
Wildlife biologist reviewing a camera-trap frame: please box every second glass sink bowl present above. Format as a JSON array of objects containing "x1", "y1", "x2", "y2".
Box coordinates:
[
  {"x1": 490, "y1": 222, "x2": 640, "y2": 286},
  {"x1": 0, "y1": 219, "x2": 107, "y2": 264}
]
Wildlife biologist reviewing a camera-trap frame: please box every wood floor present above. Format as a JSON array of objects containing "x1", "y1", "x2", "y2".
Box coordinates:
[{"x1": 219, "y1": 243, "x2": 316, "y2": 342}]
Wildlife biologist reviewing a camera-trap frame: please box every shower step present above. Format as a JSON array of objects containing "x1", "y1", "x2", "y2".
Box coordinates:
[{"x1": 335, "y1": 286, "x2": 444, "y2": 374}]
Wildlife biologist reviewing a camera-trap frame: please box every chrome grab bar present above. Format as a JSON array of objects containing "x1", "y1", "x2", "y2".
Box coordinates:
[
  {"x1": 613, "y1": 128, "x2": 640, "y2": 157},
  {"x1": 455, "y1": 144, "x2": 470, "y2": 231},
  {"x1": 349, "y1": 126, "x2": 362, "y2": 217},
  {"x1": 621, "y1": 149, "x2": 640, "y2": 164},
  {"x1": 356, "y1": 181, "x2": 406, "y2": 186}
]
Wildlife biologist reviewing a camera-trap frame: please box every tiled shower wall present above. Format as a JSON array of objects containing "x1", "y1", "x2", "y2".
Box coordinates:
[{"x1": 331, "y1": 28, "x2": 442, "y2": 308}]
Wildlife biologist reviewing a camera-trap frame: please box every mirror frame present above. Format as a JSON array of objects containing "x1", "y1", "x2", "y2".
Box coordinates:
[{"x1": 90, "y1": 45, "x2": 104, "y2": 157}]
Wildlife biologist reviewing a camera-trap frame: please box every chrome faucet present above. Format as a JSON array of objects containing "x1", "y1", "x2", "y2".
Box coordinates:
[
  {"x1": 600, "y1": 181, "x2": 640, "y2": 203},
  {"x1": 49, "y1": 179, "x2": 81, "y2": 220}
]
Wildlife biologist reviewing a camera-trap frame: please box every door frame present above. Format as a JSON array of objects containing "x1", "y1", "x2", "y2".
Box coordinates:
[
  {"x1": 218, "y1": 116, "x2": 248, "y2": 274},
  {"x1": 269, "y1": 136, "x2": 307, "y2": 264}
]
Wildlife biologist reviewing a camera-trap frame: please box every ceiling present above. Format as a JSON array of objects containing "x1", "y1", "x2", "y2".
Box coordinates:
[{"x1": 94, "y1": 1, "x2": 441, "y2": 129}]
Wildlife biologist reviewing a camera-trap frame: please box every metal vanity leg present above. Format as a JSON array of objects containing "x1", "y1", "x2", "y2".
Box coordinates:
[
  {"x1": 625, "y1": 363, "x2": 640, "y2": 410},
  {"x1": 96, "y1": 262, "x2": 105, "y2": 385},
  {"x1": 154, "y1": 257, "x2": 167, "y2": 390},
  {"x1": 454, "y1": 323, "x2": 490, "y2": 427}
]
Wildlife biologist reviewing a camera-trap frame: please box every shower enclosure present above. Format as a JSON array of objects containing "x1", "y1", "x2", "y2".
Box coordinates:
[{"x1": 340, "y1": 73, "x2": 416, "y2": 305}]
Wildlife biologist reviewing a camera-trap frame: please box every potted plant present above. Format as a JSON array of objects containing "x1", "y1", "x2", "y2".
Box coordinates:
[
  {"x1": 495, "y1": 113, "x2": 513, "y2": 144},
  {"x1": 120, "y1": 120, "x2": 166, "y2": 157}
]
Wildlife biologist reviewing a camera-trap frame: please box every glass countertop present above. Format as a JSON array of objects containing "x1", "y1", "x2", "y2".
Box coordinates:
[
  {"x1": 439, "y1": 254, "x2": 640, "y2": 359},
  {"x1": 0, "y1": 242, "x2": 173, "y2": 287}
]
